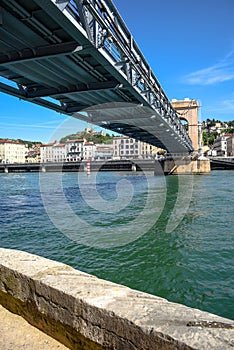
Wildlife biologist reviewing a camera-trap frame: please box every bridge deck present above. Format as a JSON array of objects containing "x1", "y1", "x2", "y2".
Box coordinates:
[{"x1": 0, "y1": 0, "x2": 193, "y2": 153}]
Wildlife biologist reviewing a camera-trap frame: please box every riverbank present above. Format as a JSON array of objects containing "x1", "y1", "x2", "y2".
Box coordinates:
[
  {"x1": 0, "y1": 159, "x2": 154, "y2": 173},
  {"x1": 1, "y1": 158, "x2": 233, "y2": 174},
  {"x1": 0, "y1": 158, "x2": 212, "y2": 174}
]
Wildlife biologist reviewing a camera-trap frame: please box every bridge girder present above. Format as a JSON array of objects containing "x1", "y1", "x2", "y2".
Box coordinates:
[{"x1": 0, "y1": 0, "x2": 194, "y2": 153}]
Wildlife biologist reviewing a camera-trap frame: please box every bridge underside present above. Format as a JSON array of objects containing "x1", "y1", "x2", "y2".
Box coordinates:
[
  {"x1": 74, "y1": 103, "x2": 185, "y2": 151},
  {"x1": 0, "y1": 0, "x2": 193, "y2": 153}
]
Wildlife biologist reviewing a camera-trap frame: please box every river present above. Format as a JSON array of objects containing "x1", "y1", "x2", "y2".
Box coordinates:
[{"x1": 0, "y1": 170, "x2": 233, "y2": 320}]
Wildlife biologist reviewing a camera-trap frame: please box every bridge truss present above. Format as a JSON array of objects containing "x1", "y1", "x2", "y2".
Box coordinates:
[{"x1": 0, "y1": 0, "x2": 193, "y2": 153}]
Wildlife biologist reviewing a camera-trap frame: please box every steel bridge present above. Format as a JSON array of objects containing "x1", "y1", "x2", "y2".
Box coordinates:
[{"x1": 0, "y1": 0, "x2": 194, "y2": 153}]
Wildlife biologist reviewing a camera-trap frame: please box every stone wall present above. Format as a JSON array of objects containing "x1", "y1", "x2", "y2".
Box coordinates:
[{"x1": 0, "y1": 248, "x2": 233, "y2": 349}]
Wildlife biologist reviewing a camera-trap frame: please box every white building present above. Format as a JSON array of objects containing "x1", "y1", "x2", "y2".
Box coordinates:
[
  {"x1": 227, "y1": 135, "x2": 234, "y2": 156},
  {"x1": 40, "y1": 142, "x2": 55, "y2": 162},
  {"x1": 95, "y1": 143, "x2": 113, "y2": 160},
  {"x1": 113, "y1": 137, "x2": 141, "y2": 159},
  {"x1": 83, "y1": 141, "x2": 96, "y2": 160},
  {"x1": 65, "y1": 139, "x2": 85, "y2": 161},
  {"x1": 213, "y1": 134, "x2": 232, "y2": 157},
  {"x1": 141, "y1": 141, "x2": 163, "y2": 159},
  {"x1": 53, "y1": 144, "x2": 66, "y2": 162},
  {"x1": 0, "y1": 139, "x2": 27, "y2": 163},
  {"x1": 40, "y1": 139, "x2": 89, "y2": 162},
  {"x1": 113, "y1": 136, "x2": 163, "y2": 159}
]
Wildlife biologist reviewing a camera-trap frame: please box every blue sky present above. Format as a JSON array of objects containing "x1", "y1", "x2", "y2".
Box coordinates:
[{"x1": 0, "y1": 0, "x2": 234, "y2": 142}]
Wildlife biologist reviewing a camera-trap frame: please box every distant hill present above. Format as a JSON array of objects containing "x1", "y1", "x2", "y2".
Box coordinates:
[
  {"x1": 60, "y1": 129, "x2": 114, "y2": 144},
  {"x1": 202, "y1": 119, "x2": 234, "y2": 146}
]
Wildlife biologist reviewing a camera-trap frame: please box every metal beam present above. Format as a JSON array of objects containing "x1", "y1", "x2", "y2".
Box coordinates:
[
  {"x1": 0, "y1": 7, "x2": 3, "y2": 26},
  {"x1": 0, "y1": 82, "x2": 24, "y2": 99},
  {"x1": 66, "y1": 105, "x2": 89, "y2": 113},
  {"x1": 0, "y1": 81, "x2": 70, "y2": 115},
  {"x1": 27, "y1": 80, "x2": 120, "y2": 98},
  {"x1": 0, "y1": 42, "x2": 83, "y2": 65},
  {"x1": 75, "y1": 0, "x2": 93, "y2": 43}
]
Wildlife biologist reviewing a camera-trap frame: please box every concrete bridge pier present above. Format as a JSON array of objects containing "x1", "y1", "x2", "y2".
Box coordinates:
[
  {"x1": 157, "y1": 157, "x2": 211, "y2": 175},
  {"x1": 41, "y1": 165, "x2": 46, "y2": 173},
  {"x1": 131, "y1": 164, "x2": 137, "y2": 172}
]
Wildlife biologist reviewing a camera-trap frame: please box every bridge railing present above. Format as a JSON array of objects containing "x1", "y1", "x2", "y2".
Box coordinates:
[{"x1": 55, "y1": 0, "x2": 193, "y2": 152}]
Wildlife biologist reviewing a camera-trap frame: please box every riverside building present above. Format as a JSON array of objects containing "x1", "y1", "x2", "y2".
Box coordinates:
[
  {"x1": 0, "y1": 139, "x2": 27, "y2": 163},
  {"x1": 95, "y1": 143, "x2": 113, "y2": 160},
  {"x1": 113, "y1": 137, "x2": 141, "y2": 159},
  {"x1": 227, "y1": 135, "x2": 234, "y2": 156},
  {"x1": 40, "y1": 142, "x2": 56, "y2": 163},
  {"x1": 113, "y1": 136, "x2": 163, "y2": 159},
  {"x1": 53, "y1": 144, "x2": 66, "y2": 162},
  {"x1": 40, "y1": 139, "x2": 96, "y2": 162},
  {"x1": 65, "y1": 139, "x2": 85, "y2": 161},
  {"x1": 213, "y1": 134, "x2": 232, "y2": 157},
  {"x1": 83, "y1": 141, "x2": 96, "y2": 160}
]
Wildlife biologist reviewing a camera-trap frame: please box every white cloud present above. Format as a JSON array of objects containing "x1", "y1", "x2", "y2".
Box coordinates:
[
  {"x1": 222, "y1": 98, "x2": 234, "y2": 112},
  {"x1": 0, "y1": 122, "x2": 58, "y2": 129},
  {"x1": 202, "y1": 97, "x2": 234, "y2": 119},
  {"x1": 183, "y1": 50, "x2": 234, "y2": 85}
]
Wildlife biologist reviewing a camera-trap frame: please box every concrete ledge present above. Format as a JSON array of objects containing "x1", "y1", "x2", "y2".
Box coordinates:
[{"x1": 0, "y1": 248, "x2": 233, "y2": 349}]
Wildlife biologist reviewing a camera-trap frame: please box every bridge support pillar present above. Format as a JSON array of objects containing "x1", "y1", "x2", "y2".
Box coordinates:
[
  {"x1": 41, "y1": 165, "x2": 46, "y2": 173},
  {"x1": 4, "y1": 167, "x2": 8, "y2": 173},
  {"x1": 131, "y1": 164, "x2": 137, "y2": 171},
  {"x1": 171, "y1": 99, "x2": 200, "y2": 153},
  {"x1": 161, "y1": 157, "x2": 210, "y2": 175}
]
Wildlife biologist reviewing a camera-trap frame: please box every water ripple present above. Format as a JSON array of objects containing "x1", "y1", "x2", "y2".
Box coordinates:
[{"x1": 0, "y1": 171, "x2": 233, "y2": 320}]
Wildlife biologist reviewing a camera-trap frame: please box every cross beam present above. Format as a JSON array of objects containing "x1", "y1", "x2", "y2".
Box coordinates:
[
  {"x1": 26, "y1": 80, "x2": 120, "y2": 98},
  {"x1": 0, "y1": 42, "x2": 87, "y2": 65}
]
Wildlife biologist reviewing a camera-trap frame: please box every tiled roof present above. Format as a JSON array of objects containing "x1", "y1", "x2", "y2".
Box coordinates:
[
  {"x1": 40, "y1": 142, "x2": 56, "y2": 147},
  {"x1": 0, "y1": 139, "x2": 24, "y2": 145},
  {"x1": 65, "y1": 139, "x2": 84, "y2": 143},
  {"x1": 53, "y1": 144, "x2": 65, "y2": 147}
]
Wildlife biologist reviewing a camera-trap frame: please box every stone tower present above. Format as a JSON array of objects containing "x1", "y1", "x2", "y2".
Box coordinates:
[{"x1": 171, "y1": 98, "x2": 199, "y2": 152}]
